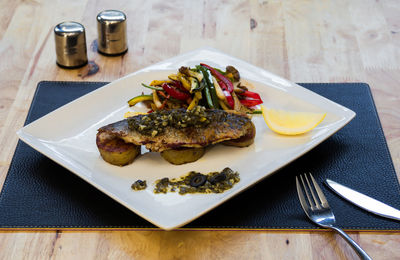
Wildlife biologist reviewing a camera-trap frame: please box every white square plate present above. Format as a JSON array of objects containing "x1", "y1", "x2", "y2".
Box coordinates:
[{"x1": 17, "y1": 47, "x2": 355, "y2": 230}]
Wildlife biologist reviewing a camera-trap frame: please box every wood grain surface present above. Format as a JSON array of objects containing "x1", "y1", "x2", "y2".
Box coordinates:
[{"x1": 1, "y1": 0, "x2": 399, "y2": 259}]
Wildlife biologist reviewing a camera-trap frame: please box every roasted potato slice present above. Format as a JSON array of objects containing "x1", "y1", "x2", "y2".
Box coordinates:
[
  {"x1": 161, "y1": 147, "x2": 205, "y2": 165},
  {"x1": 96, "y1": 131, "x2": 140, "y2": 166}
]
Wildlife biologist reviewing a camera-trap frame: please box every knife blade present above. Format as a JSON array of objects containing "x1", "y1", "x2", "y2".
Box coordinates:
[{"x1": 326, "y1": 179, "x2": 400, "y2": 221}]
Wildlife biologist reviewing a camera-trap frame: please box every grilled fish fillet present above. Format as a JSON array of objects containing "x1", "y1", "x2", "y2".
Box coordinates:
[{"x1": 97, "y1": 108, "x2": 255, "y2": 153}]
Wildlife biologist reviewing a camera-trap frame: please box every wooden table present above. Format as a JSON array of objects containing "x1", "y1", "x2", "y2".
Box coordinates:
[{"x1": 1, "y1": 0, "x2": 399, "y2": 259}]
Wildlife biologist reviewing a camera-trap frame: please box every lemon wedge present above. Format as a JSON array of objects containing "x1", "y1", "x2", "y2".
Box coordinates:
[{"x1": 261, "y1": 105, "x2": 326, "y2": 135}]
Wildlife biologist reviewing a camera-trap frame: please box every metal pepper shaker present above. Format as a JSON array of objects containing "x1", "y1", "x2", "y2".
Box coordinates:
[
  {"x1": 54, "y1": 21, "x2": 88, "y2": 68},
  {"x1": 96, "y1": 10, "x2": 128, "y2": 55}
]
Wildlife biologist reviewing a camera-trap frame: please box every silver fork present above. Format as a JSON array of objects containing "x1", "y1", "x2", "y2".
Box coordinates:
[{"x1": 296, "y1": 173, "x2": 372, "y2": 260}]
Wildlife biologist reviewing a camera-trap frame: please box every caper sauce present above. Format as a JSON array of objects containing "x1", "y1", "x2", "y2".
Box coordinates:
[
  {"x1": 131, "y1": 180, "x2": 147, "y2": 191},
  {"x1": 127, "y1": 106, "x2": 210, "y2": 137},
  {"x1": 154, "y1": 167, "x2": 240, "y2": 195}
]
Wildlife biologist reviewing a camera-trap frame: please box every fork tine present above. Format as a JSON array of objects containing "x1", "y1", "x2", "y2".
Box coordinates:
[
  {"x1": 303, "y1": 173, "x2": 322, "y2": 209},
  {"x1": 296, "y1": 176, "x2": 311, "y2": 213},
  {"x1": 309, "y1": 173, "x2": 330, "y2": 208},
  {"x1": 299, "y1": 174, "x2": 316, "y2": 210}
]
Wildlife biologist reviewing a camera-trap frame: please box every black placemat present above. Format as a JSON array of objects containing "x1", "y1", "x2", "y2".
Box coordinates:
[{"x1": 0, "y1": 81, "x2": 399, "y2": 230}]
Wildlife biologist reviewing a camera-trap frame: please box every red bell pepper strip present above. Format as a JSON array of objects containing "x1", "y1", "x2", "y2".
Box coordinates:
[
  {"x1": 161, "y1": 83, "x2": 191, "y2": 101},
  {"x1": 222, "y1": 88, "x2": 234, "y2": 109},
  {"x1": 170, "y1": 80, "x2": 189, "y2": 93},
  {"x1": 216, "y1": 79, "x2": 234, "y2": 108},
  {"x1": 237, "y1": 90, "x2": 262, "y2": 101},
  {"x1": 200, "y1": 63, "x2": 234, "y2": 93},
  {"x1": 239, "y1": 99, "x2": 263, "y2": 107}
]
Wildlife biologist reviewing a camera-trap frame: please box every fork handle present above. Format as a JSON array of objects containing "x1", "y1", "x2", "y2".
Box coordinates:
[{"x1": 330, "y1": 226, "x2": 372, "y2": 260}]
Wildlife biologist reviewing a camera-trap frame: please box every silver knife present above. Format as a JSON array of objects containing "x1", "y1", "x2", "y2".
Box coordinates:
[{"x1": 326, "y1": 179, "x2": 400, "y2": 221}]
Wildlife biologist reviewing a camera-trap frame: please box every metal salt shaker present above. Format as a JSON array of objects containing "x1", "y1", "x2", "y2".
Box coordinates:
[
  {"x1": 96, "y1": 10, "x2": 128, "y2": 55},
  {"x1": 54, "y1": 21, "x2": 88, "y2": 68}
]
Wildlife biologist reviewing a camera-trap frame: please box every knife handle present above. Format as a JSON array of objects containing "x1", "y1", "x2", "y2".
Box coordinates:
[{"x1": 331, "y1": 226, "x2": 372, "y2": 260}]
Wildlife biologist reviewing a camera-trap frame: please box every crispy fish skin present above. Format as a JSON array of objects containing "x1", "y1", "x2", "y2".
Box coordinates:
[{"x1": 97, "y1": 109, "x2": 255, "y2": 152}]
